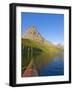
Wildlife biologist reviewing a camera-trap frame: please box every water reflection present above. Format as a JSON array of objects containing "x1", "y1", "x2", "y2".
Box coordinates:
[
  {"x1": 22, "y1": 46, "x2": 64, "y2": 77},
  {"x1": 39, "y1": 55, "x2": 64, "y2": 76}
]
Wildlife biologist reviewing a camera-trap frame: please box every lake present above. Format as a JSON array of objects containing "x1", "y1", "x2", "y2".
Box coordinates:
[
  {"x1": 39, "y1": 54, "x2": 64, "y2": 76},
  {"x1": 22, "y1": 51, "x2": 64, "y2": 77}
]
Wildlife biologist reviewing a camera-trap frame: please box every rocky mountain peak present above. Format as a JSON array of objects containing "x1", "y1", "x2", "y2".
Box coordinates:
[{"x1": 22, "y1": 26, "x2": 44, "y2": 44}]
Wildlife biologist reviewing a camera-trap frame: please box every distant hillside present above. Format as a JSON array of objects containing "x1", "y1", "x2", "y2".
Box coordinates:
[{"x1": 57, "y1": 44, "x2": 64, "y2": 49}]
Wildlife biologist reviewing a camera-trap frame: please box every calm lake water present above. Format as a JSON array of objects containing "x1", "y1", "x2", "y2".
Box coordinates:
[
  {"x1": 22, "y1": 48, "x2": 64, "y2": 77},
  {"x1": 39, "y1": 54, "x2": 64, "y2": 76}
]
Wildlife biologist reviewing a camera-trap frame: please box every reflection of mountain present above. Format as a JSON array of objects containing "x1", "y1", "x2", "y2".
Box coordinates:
[{"x1": 21, "y1": 26, "x2": 64, "y2": 77}]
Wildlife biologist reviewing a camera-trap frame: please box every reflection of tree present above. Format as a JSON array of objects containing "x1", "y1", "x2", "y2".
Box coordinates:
[{"x1": 21, "y1": 45, "x2": 43, "y2": 76}]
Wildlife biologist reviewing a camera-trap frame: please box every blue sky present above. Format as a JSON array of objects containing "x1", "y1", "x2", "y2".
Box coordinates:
[{"x1": 21, "y1": 12, "x2": 64, "y2": 44}]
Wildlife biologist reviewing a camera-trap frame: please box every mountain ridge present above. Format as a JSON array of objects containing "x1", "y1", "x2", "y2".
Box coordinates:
[{"x1": 22, "y1": 26, "x2": 63, "y2": 49}]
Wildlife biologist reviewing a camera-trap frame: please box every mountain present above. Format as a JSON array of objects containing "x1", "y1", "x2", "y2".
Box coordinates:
[
  {"x1": 22, "y1": 25, "x2": 64, "y2": 52},
  {"x1": 22, "y1": 26, "x2": 45, "y2": 44},
  {"x1": 57, "y1": 43, "x2": 64, "y2": 49}
]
